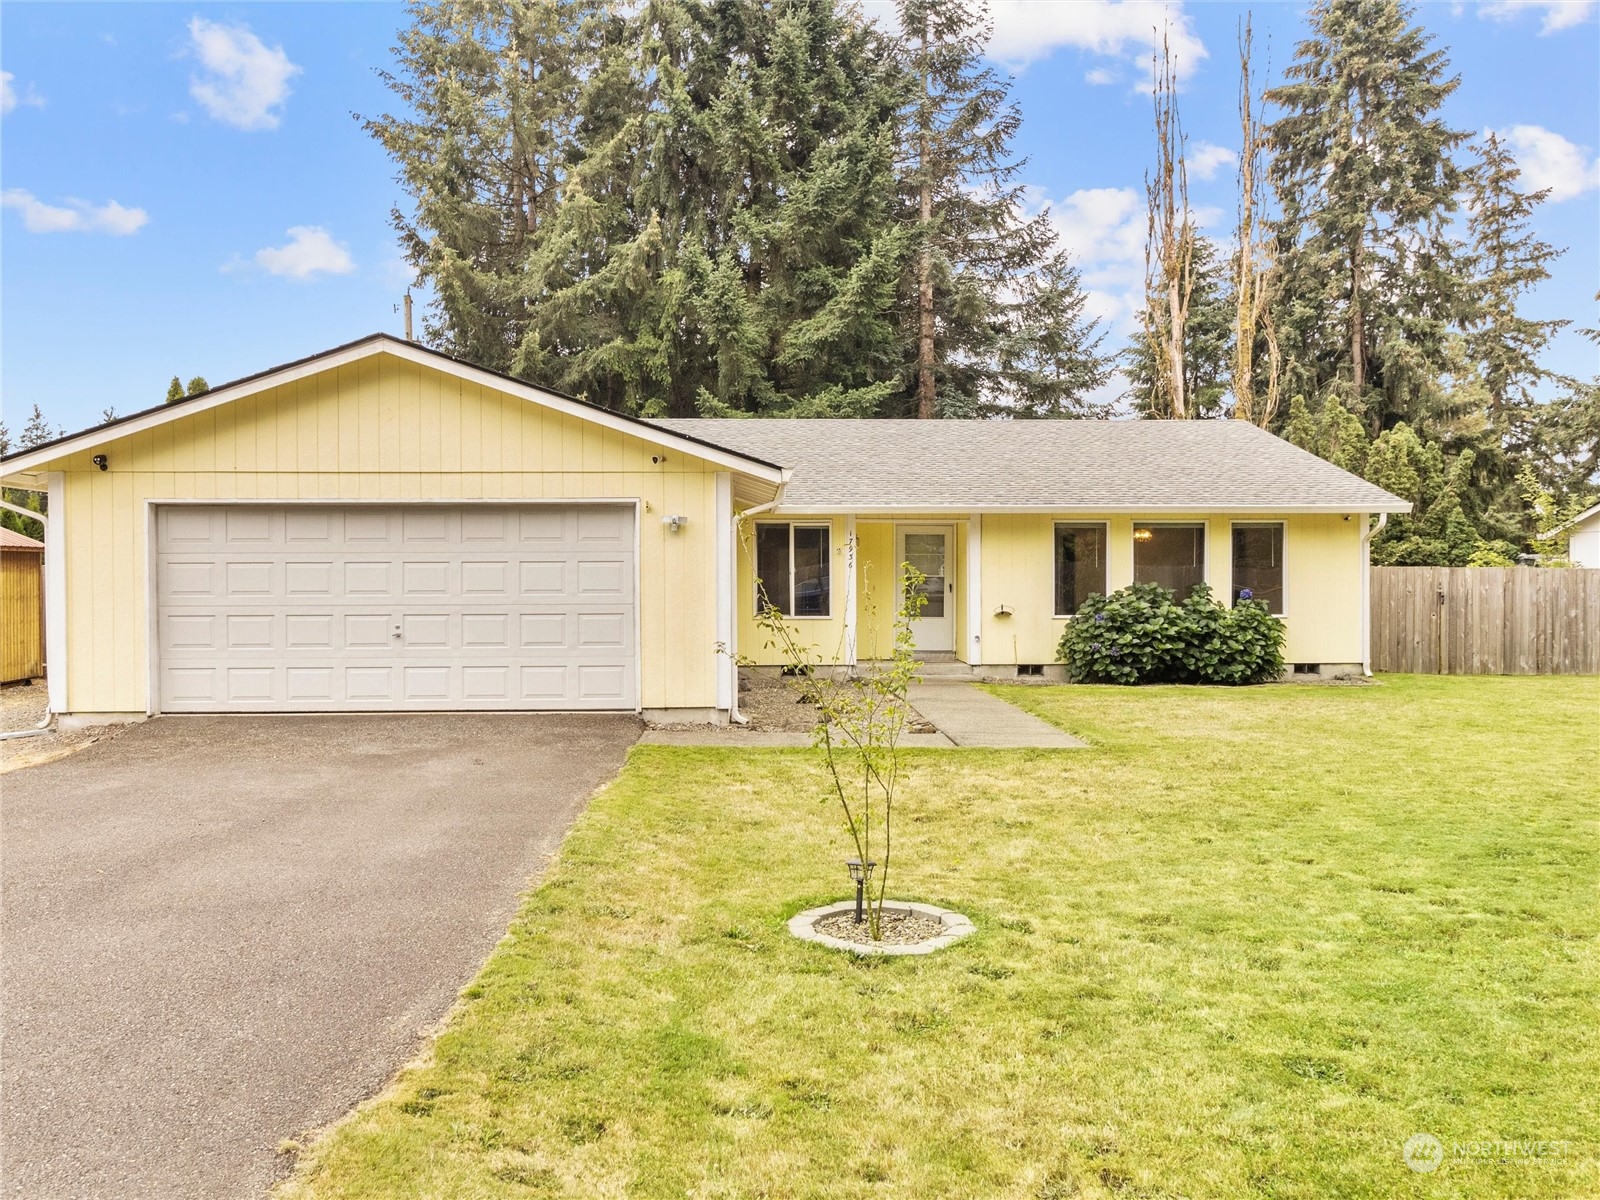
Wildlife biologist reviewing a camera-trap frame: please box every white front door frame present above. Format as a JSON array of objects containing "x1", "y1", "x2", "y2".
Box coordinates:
[
  {"x1": 965, "y1": 514, "x2": 982, "y2": 666},
  {"x1": 895, "y1": 523, "x2": 955, "y2": 653}
]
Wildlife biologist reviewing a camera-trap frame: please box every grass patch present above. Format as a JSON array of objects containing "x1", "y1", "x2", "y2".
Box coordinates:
[{"x1": 279, "y1": 676, "x2": 1598, "y2": 1199}]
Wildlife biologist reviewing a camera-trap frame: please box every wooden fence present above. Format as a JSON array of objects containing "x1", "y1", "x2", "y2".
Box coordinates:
[
  {"x1": 2, "y1": 544, "x2": 45, "y2": 683},
  {"x1": 1370, "y1": 566, "x2": 1600, "y2": 675}
]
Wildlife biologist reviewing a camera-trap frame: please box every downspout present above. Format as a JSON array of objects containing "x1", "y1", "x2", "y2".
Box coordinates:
[
  {"x1": 728, "y1": 485, "x2": 786, "y2": 725},
  {"x1": 1360, "y1": 511, "x2": 1388, "y2": 677},
  {"x1": 0, "y1": 493, "x2": 55, "y2": 739}
]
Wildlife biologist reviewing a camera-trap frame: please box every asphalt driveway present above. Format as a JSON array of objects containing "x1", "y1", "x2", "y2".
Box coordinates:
[{"x1": 0, "y1": 713, "x2": 640, "y2": 1199}]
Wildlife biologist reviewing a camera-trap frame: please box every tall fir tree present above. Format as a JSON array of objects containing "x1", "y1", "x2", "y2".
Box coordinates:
[
  {"x1": 367, "y1": 0, "x2": 608, "y2": 375},
  {"x1": 1266, "y1": 0, "x2": 1469, "y2": 435},
  {"x1": 371, "y1": 0, "x2": 914, "y2": 416},
  {"x1": 894, "y1": 0, "x2": 1105, "y2": 418},
  {"x1": 1461, "y1": 132, "x2": 1567, "y2": 432}
]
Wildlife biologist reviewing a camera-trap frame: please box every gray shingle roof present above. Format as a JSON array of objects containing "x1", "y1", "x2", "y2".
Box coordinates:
[{"x1": 650, "y1": 418, "x2": 1410, "y2": 512}]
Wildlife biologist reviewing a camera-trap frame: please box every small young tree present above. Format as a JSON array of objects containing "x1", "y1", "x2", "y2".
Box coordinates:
[
  {"x1": 165, "y1": 376, "x2": 185, "y2": 403},
  {"x1": 751, "y1": 553, "x2": 926, "y2": 942}
]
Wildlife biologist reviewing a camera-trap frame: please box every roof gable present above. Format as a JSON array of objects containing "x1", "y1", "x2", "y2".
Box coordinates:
[{"x1": 1, "y1": 334, "x2": 785, "y2": 483}]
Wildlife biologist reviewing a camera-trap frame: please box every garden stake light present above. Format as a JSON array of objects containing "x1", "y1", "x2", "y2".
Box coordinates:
[{"x1": 846, "y1": 859, "x2": 876, "y2": 923}]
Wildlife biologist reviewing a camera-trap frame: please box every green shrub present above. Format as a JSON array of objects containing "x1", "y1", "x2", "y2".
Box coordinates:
[{"x1": 1057, "y1": 582, "x2": 1285, "y2": 685}]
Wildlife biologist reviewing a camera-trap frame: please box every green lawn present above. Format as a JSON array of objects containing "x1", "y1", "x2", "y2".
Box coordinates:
[{"x1": 280, "y1": 676, "x2": 1598, "y2": 1200}]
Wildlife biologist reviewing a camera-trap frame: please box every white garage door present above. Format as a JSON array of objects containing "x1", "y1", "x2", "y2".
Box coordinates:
[{"x1": 154, "y1": 503, "x2": 637, "y2": 712}]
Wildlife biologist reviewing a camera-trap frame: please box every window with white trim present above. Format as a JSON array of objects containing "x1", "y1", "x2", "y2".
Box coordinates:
[
  {"x1": 1054, "y1": 523, "x2": 1108, "y2": 615},
  {"x1": 1232, "y1": 522, "x2": 1285, "y2": 615},
  {"x1": 1133, "y1": 522, "x2": 1206, "y2": 601},
  {"x1": 755, "y1": 523, "x2": 831, "y2": 617}
]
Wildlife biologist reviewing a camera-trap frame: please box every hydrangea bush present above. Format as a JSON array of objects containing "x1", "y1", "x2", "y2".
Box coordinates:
[{"x1": 1057, "y1": 582, "x2": 1285, "y2": 685}]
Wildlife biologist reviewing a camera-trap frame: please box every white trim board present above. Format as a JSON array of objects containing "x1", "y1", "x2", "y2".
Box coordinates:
[
  {"x1": 770, "y1": 503, "x2": 1412, "y2": 516},
  {"x1": 1, "y1": 335, "x2": 788, "y2": 485}
]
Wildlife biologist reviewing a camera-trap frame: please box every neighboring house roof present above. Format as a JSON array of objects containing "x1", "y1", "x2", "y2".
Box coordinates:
[
  {"x1": 1538, "y1": 501, "x2": 1600, "y2": 539},
  {"x1": 652, "y1": 417, "x2": 1413, "y2": 513},
  {"x1": 0, "y1": 528, "x2": 44, "y2": 551},
  {"x1": 0, "y1": 334, "x2": 786, "y2": 483}
]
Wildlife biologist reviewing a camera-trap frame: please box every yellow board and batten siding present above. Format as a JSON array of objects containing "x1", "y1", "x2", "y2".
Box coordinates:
[
  {"x1": 50, "y1": 355, "x2": 726, "y2": 715},
  {"x1": 740, "y1": 511, "x2": 1365, "y2": 668},
  {"x1": 976, "y1": 512, "x2": 1363, "y2": 666}
]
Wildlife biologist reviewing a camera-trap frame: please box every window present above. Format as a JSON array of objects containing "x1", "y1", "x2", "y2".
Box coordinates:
[
  {"x1": 1054, "y1": 523, "x2": 1108, "y2": 615},
  {"x1": 1133, "y1": 523, "x2": 1205, "y2": 601},
  {"x1": 1232, "y1": 523, "x2": 1284, "y2": 615},
  {"x1": 755, "y1": 523, "x2": 830, "y2": 616}
]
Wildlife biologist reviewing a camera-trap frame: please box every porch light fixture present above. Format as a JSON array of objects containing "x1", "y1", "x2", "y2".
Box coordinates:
[
  {"x1": 846, "y1": 858, "x2": 877, "y2": 923},
  {"x1": 663, "y1": 514, "x2": 687, "y2": 532},
  {"x1": 92, "y1": 455, "x2": 108, "y2": 471},
  {"x1": 1133, "y1": 527, "x2": 1154, "y2": 542}
]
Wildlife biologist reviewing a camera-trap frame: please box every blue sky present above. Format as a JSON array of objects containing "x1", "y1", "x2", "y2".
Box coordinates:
[{"x1": 3, "y1": 1, "x2": 1597, "y2": 436}]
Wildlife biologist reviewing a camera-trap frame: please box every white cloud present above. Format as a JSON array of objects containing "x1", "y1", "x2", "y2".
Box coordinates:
[
  {"x1": 1034, "y1": 185, "x2": 1226, "y2": 331},
  {"x1": 186, "y1": 18, "x2": 300, "y2": 131},
  {"x1": 1041, "y1": 186, "x2": 1148, "y2": 329},
  {"x1": 1491, "y1": 124, "x2": 1600, "y2": 201},
  {"x1": 987, "y1": 0, "x2": 1207, "y2": 81},
  {"x1": 1, "y1": 189, "x2": 148, "y2": 235},
  {"x1": 2, "y1": 71, "x2": 45, "y2": 115},
  {"x1": 1085, "y1": 67, "x2": 1120, "y2": 86},
  {"x1": 859, "y1": 0, "x2": 1206, "y2": 81},
  {"x1": 1478, "y1": 1, "x2": 1596, "y2": 33},
  {"x1": 1189, "y1": 141, "x2": 1236, "y2": 181},
  {"x1": 249, "y1": 226, "x2": 355, "y2": 280}
]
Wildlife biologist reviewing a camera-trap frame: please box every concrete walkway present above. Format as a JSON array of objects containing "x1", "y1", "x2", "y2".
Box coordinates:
[
  {"x1": 908, "y1": 681, "x2": 1087, "y2": 748},
  {"x1": 639, "y1": 728, "x2": 954, "y2": 747},
  {"x1": 640, "y1": 683, "x2": 1085, "y2": 749}
]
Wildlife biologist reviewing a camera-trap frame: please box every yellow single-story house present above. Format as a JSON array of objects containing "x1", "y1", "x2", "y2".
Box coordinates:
[{"x1": 0, "y1": 334, "x2": 1410, "y2": 726}]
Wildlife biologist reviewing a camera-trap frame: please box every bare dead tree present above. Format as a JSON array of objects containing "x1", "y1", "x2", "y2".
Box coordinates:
[
  {"x1": 1231, "y1": 14, "x2": 1282, "y2": 428},
  {"x1": 1143, "y1": 27, "x2": 1194, "y2": 419}
]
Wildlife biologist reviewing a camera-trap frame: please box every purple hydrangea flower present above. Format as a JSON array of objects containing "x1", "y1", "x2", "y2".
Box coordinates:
[
  {"x1": 1239, "y1": 588, "x2": 1254, "y2": 600},
  {"x1": 1094, "y1": 612, "x2": 1107, "y2": 623}
]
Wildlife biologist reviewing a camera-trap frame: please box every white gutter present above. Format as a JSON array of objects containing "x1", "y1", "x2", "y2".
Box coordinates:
[
  {"x1": 1360, "y1": 512, "x2": 1388, "y2": 677},
  {"x1": 0, "y1": 493, "x2": 55, "y2": 738},
  {"x1": 727, "y1": 488, "x2": 785, "y2": 725}
]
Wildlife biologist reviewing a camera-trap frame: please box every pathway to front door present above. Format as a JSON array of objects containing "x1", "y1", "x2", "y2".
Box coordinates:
[{"x1": 896, "y1": 524, "x2": 954, "y2": 653}]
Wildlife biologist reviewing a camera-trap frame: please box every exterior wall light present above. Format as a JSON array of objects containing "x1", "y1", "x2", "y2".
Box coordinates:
[
  {"x1": 92, "y1": 455, "x2": 108, "y2": 471},
  {"x1": 846, "y1": 858, "x2": 877, "y2": 923},
  {"x1": 663, "y1": 514, "x2": 687, "y2": 532}
]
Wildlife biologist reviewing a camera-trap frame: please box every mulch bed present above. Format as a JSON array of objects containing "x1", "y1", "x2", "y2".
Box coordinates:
[{"x1": 814, "y1": 907, "x2": 946, "y2": 947}]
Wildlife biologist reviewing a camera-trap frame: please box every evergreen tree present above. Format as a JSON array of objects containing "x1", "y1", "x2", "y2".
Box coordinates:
[
  {"x1": 166, "y1": 376, "x2": 185, "y2": 403},
  {"x1": 0, "y1": 406, "x2": 54, "y2": 540},
  {"x1": 896, "y1": 0, "x2": 1107, "y2": 419},
  {"x1": 1462, "y1": 132, "x2": 1567, "y2": 430},
  {"x1": 894, "y1": 0, "x2": 1104, "y2": 417},
  {"x1": 1267, "y1": 0, "x2": 1469, "y2": 434},
  {"x1": 991, "y1": 250, "x2": 1110, "y2": 418},
  {"x1": 372, "y1": 0, "x2": 913, "y2": 417},
  {"x1": 1126, "y1": 236, "x2": 1232, "y2": 419},
  {"x1": 186, "y1": 376, "x2": 209, "y2": 396},
  {"x1": 368, "y1": 0, "x2": 605, "y2": 374},
  {"x1": 1528, "y1": 296, "x2": 1600, "y2": 503},
  {"x1": 19, "y1": 403, "x2": 55, "y2": 449}
]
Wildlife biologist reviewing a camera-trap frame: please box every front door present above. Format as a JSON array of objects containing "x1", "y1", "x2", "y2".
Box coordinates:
[{"x1": 895, "y1": 525, "x2": 954, "y2": 653}]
